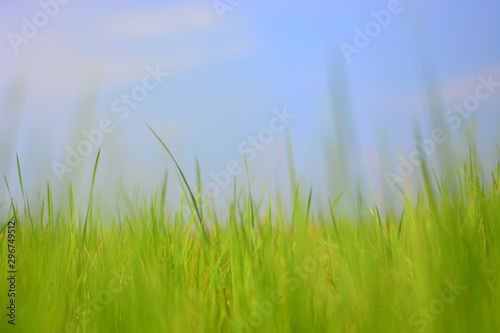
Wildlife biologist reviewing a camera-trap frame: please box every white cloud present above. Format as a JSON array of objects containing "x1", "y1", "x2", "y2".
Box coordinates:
[
  {"x1": 363, "y1": 65, "x2": 500, "y2": 121},
  {"x1": 96, "y1": 4, "x2": 219, "y2": 40},
  {"x1": 440, "y1": 67, "x2": 500, "y2": 105},
  {"x1": 0, "y1": 2, "x2": 255, "y2": 107}
]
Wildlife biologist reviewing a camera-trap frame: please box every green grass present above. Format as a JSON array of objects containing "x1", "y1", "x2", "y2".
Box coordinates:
[{"x1": 1, "y1": 142, "x2": 499, "y2": 333}]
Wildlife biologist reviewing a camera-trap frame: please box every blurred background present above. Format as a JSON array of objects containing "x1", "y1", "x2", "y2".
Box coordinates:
[{"x1": 1, "y1": 0, "x2": 500, "y2": 217}]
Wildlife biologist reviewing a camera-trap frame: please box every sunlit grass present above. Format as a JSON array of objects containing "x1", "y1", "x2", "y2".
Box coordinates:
[{"x1": 0, "y1": 137, "x2": 499, "y2": 333}]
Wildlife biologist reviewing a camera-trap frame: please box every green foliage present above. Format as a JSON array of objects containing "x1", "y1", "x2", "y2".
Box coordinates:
[{"x1": 0, "y1": 148, "x2": 499, "y2": 333}]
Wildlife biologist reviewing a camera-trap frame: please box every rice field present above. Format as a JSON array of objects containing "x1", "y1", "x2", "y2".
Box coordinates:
[{"x1": 1, "y1": 134, "x2": 499, "y2": 333}]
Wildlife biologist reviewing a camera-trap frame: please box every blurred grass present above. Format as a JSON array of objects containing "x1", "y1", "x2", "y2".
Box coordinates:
[
  {"x1": 1, "y1": 11, "x2": 499, "y2": 330},
  {"x1": 0, "y1": 133, "x2": 499, "y2": 332}
]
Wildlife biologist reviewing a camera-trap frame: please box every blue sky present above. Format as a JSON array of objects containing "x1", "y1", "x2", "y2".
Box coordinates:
[{"x1": 1, "y1": 0, "x2": 500, "y2": 210}]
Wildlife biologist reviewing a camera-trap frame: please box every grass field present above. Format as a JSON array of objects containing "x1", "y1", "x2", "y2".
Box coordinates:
[
  {"x1": 2, "y1": 1, "x2": 500, "y2": 332},
  {"x1": 1, "y1": 138, "x2": 499, "y2": 333}
]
